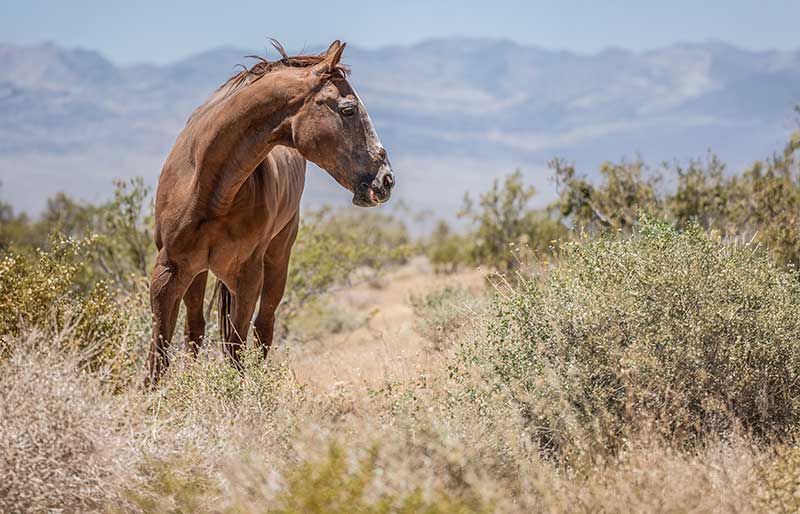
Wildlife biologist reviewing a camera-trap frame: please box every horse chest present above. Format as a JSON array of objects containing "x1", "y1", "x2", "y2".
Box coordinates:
[{"x1": 206, "y1": 206, "x2": 287, "y2": 271}]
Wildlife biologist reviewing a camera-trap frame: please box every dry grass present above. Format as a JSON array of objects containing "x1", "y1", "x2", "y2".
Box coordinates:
[
  {"x1": 1, "y1": 249, "x2": 799, "y2": 513},
  {"x1": 0, "y1": 329, "x2": 778, "y2": 514},
  {"x1": 0, "y1": 334, "x2": 120, "y2": 513}
]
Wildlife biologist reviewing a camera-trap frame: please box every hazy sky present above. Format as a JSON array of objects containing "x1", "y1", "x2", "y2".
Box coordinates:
[{"x1": 2, "y1": 0, "x2": 799, "y2": 63}]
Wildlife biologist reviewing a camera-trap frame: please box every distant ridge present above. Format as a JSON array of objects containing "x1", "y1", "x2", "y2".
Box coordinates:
[{"x1": 1, "y1": 38, "x2": 798, "y2": 218}]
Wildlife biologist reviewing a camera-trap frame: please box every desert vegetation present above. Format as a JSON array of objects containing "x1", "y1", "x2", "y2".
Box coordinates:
[{"x1": 2, "y1": 128, "x2": 800, "y2": 513}]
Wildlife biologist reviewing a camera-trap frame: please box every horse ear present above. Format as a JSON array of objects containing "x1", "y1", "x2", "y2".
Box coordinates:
[
  {"x1": 315, "y1": 41, "x2": 346, "y2": 76},
  {"x1": 324, "y1": 40, "x2": 341, "y2": 56},
  {"x1": 323, "y1": 41, "x2": 346, "y2": 67}
]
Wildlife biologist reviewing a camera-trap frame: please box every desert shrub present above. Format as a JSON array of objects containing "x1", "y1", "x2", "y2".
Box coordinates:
[
  {"x1": 0, "y1": 235, "x2": 149, "y2": 384},
  {"x1": 478, "y1": 218, "x2": 800, "y2": 460},
  {"x1": 43, "y1": 179, "x2": 152, "y2": 273},
  {"x1": 1, "y1": 237, "x2": 116, "y2": 341},
  {"x1": 0, "y1": 181, "x2": 153, "y2": 385},
  {"x1": 460, "y1": 169, "x2": 568, "y2": 273},
  {"x1": 426, "y1": 220, "x2": 470, "y2": 273},
  {"x1": 667, "y1": 137, "x2": 800, "y2": 268},
  {"x1": 266, "y1": 443, "x2": 488, "y2": 514},
  {"x1": 553, "y1": 158, "x2": 662, "y2": 234},
  {"x1": 410, "y1": 285, "x2": 485, "y2": 349},
  {"x1": 2, "y1": 179, "x2": 153, "y2": 289},
  {"x1": 0, "y1": 236, "x2": 89, "y2": 344},
  {"x1": 668, "y1": 154, "x2": 730, "y2": 229},
  {"x1": 553, "y1": 133, "x2": 800, "y2": 267},
  {"x1": 287, "y1": 206, "x2": 413, "y2": 306},
  {"x1": 723, "y1": 134, "x2": 800, "y2": 268},
  {"x1": 279, "y1": 206, "x2": 415, "y2": 338},
  {"x1": 0, "y1": 199, "x2": 46, "y2": 251},
  {"x1": 118, "y1": 441, "x2": 490, "y2": 514},
  {"x1": 86, "y1": 178, "x2": 154, "y2": 287}
]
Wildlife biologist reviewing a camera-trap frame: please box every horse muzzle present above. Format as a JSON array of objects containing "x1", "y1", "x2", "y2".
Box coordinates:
[{"x1": 354, "y1": 167, "x2": 394, "y2": 207}]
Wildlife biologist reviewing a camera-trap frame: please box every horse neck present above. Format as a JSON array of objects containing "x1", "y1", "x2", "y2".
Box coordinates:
[{"x1": 192, "y1": 76, "x2": 307, "y2": 214}]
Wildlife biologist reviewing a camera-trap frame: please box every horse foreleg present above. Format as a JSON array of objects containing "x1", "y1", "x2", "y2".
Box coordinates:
[
  {"x1": 255, "y1": 214, "x2": 299, "y2": 358},
  {"x1": 183, "y1": 270, "x2": 208, "y2": 356},
  {"x1": 147, "y1": 252, "x2": 193, "y2": 387},
  {"x1": 223, "y1": 257, "x2": 264, "y2": 370}
]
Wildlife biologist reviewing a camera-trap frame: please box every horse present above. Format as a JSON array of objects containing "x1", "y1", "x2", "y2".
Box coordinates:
[{"x1": 147, "y1": 40, "x2": 395, "y2": 384}]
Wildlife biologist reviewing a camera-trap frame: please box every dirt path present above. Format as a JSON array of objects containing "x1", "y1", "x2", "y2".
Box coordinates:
[{"x1": 284, "y1": 257, "x2": 484, "y2": 391}]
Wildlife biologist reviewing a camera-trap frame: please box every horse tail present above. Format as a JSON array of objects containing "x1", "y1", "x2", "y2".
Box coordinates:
[{"x1": 215, "y1": 280, "x2": 234, "y2": 342}]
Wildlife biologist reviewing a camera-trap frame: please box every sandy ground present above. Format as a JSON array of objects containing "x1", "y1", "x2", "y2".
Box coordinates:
[{"x1": 283, "y1": 257, "x2": 484, "y2": 392}]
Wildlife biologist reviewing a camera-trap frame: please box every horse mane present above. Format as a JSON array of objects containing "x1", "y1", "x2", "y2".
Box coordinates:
[
  {"x1": 186, "y1": 39, "x2": 349, "y2": 125},
  {"x1": 221, "y1": 39, "x2": 350, "y2": 97}
]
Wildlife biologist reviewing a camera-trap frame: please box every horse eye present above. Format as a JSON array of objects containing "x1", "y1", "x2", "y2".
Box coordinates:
[{"x1": 340, "y1": 106, "x2": 356, "y2": 117}]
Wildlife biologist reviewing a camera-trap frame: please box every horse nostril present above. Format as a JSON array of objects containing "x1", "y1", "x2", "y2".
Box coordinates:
[{"x1": 383, "y1": 173, "x2": 394, "y2": 189}]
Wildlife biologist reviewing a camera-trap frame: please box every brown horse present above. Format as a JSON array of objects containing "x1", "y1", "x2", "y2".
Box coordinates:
[{"x1": 147, "y1": 40, "x2": 394, "y2": 384}]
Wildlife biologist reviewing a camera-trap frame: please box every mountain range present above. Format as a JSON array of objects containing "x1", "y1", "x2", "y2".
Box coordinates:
[{"x1": 1, "y1": 38, "x2": 799, "y2": 220}]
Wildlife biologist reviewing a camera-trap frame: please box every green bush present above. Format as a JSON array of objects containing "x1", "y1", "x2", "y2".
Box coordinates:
[
  {"x1": 1, "y1": 178, "x2": 154, "y2": 290},
  {"x1": 725, "y1": 135, "x2": 800, "y2": 268},
  {"x1": 0, "y1": 236, "x2": 118, "y2": 340},
  {"x1": 667, "y1": 137, "x2": 800, "y2": 268},
  {"x1": 460, "y1": 169, "x2": 568, "y2": 273},
  {"x1": 0, "y1": 199, "x2": 46, "y2": 251},
  {"x1": 552, "y1": 133, "x2": 800, "y2": 267},
  {"x1": 277, "y1": 206, "x2": 415, "y2": 340},
  {"x1": 0, "y1": 235, "x2": 148, "y2": 384},
  {"x1": 552, "y1": 158, "x2": 661, "y2": 234},
  {"x1": 426, "y1": 220, "x2": 470, "y2": 274},
  {"x1": 479, "y1": 219, "x2": 800, "y2": 459},
  {"x1": 668, "y1": 154, "x2": 729, "y2": 229},
  {"x1": 287, "y1": 207, "x2": 413, "y2": 308},
  {"x1": 269, "y1": 443, "x2": 488, "y2": 514}
]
